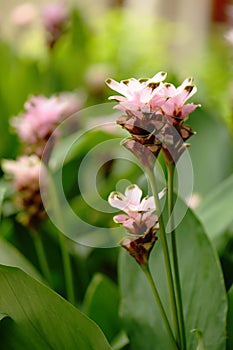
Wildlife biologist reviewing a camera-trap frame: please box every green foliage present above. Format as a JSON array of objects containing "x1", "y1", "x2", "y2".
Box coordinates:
[
  {"x1": 227, "y1": 285, "x2": 233, "y2": 350},
  {"x1": 119, "y1": 208, "x2": 227, "y2": 350},
  {"x1": 195, "y1": 173, "x2": 233, "y2": 248},
  {"x1": 83, "y1": 273, "x2": 122, "y2": 342},
  {"x1": 0, "y1": 265, "x2": 112, "y2": 350}
]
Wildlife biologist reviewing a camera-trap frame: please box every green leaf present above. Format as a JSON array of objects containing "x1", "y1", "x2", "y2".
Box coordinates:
[
  {"x1": 0, "y1": 187, "x2": 6, "y2": 217},
  {"x1": 83, "y1": 273, "x2": 121, "y2": 342},
  {"x1": 0, "y1": 265, "x2": 112, "y2": 350},
  {"x1": 227, "y1": 285, "x2": 233, "y2": 350},
  {"x1": 195, "y1": 173, "x2": 233, "y2": 247},
  {"x1": 0, "y1": 237, "x2": 42, "y2": 281},
  {"x1": 119, "y1": 208, "x2": 227, "y2": 350}
]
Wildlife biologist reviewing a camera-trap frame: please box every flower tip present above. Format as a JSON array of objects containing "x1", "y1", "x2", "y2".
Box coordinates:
[{"x1": 105, "y1": 78, "x2": 112, "y2": 85}]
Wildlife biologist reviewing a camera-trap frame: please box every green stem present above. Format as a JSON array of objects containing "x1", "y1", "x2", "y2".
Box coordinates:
[
  {"x1": 167, "y1": 163, "x2": 186, "y2": 350},
  {"x1": 46, "y1": 168, "x2": 75, "y2": 304},
  {"x1": 32, "y1": 230, "x2": 53, "y2": 287},
  {"x1": 146, "y1": 168, "x2": 181, "y2": 348},
  {"x1": 141, "y1": 263, "x2": 178, "y2": 349}
]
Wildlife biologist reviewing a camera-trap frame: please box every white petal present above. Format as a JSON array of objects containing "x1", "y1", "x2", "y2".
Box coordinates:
[
  {"x1": 139, "y1": 196, "x2": 155, "y2": 211},
  {"x1": 108, "y1": 191, "x2": 129, "y2": 211},
  {"x1": 158, "y1": 188, "x2": 167, "y2": 199},
  {"x1": 125, "y1": 184, "x2": 142, "y2": 209},
  {"x1": 148, "y1": 71, "x2": 167, "y2": 84}
]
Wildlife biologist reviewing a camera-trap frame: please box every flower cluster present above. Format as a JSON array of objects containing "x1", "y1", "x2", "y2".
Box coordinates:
[
  {"x1": 108, "y1": 184, "x2": 166, "y2": 265},
  {"x1": 106, "y1": 72, "x2": 199, "y2": 164},
  {"x1": 11, "y1": 93, "x2": 81, "y2": 159},
  {"x1": 2, "y1": 156, "x2": 45, "y2": 229}
]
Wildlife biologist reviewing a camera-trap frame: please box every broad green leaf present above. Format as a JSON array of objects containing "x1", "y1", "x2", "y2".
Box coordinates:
[
  {"x1": 195, "y1": 173, "x2": 233, "y2": 246},
  {"x1": 227, "y1": 285, "x2": 233, "y2": 350},
  {"x1": 0, "y1": 237, "x2": 42, "y2": 281},
  {"x1": 83, "y1": 273, "x2": 121, "y2": 342},
  {"x1": 0, "y1": 265, "x2": 112, "y2": 350},
  {"x1": 119, "y1": 208, "x2": 227, "y2": 350}
]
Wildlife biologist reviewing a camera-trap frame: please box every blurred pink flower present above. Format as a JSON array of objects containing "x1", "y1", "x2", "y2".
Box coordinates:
[
  {"x1": 106, "y1": 71, "x2": 167, "y2": 113},
  {"x1": 108, "y1": 184, "x2": 166, "y2": 235},
  {"x1": 11, "y1": 93, "x2": 81, "y2": 158},
  {"x1": 42, "y1": 2, "x2": 68, "y2": 48},
  {"x1": 2, "y1": 156, "x2": 45, "y2": 228},
  {"x1": 2, "y1": 155, "x2": 41, "y2": 191}
]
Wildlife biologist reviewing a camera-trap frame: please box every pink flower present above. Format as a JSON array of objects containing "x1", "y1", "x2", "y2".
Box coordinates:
[
  {"x1": 106, "y1": 72, "x2": 167, "y2": 113},
  {"x1": 42, "y1": 2, "x2": 68, "y2": 48},
  {"x1": 106, "y1": 72, "x2": 200, "y2": 164},
  {"x1": 11, "y1": 93, "x2": 80, "y2": 158},
  {"x1": 2, "y1": 156, "x2": 45, "y2": 228},
  {"x1": 2, "y1": 155, "x2": 41, "y2": 191},
  {"x1": 108, "y1": 184, "x2": 166, "y2": 235}
]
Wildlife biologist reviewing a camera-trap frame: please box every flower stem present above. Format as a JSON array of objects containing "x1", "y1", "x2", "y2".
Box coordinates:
[
  {"x1": 167, "y1": 163, "x2": 186, "y2": 350},
  {"x1": 46, "y1": 167, "x2": 75, "y2": 304},
  {"x1": 146, "y1": 168, "x2": 181, "y2": 348},
  {"x1": 32, "y1": 230, "x2": 53, "y2": 287},
  {"x1": 141, "y1": 263, "x2": 178, "y2": 349}
]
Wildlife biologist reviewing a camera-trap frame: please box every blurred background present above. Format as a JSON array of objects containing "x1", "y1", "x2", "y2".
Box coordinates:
[{"x1": 0, "y1": 0, "x2": 233, "y2": 303}]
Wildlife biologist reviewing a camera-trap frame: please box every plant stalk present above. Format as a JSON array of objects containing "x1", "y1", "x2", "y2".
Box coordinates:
[
  {"x1": 46, "y1": 168, "x2": 75, "y2": 304},
  {"x1": 167, "y1": 163, "x2": 186, "y2": 350},
  {"x1": 32, "y1": 230, "x2": 53, "y2": 287},
  {"x1": 146, "y1": 168, "x2": 181, "y2": 348},
  {"x1": 141, "y1": 263, "x2": 178, "y2": 349}
]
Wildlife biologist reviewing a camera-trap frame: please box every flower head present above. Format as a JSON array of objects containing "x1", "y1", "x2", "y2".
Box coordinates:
[
  {"x1": 108, "y1": 184, "x2": 166, "y2": 235},
  {"x1": 108, "y1": 184, "x2": 166, "y2": 265},
  {"x1": 2, "y1": 156, "x2": 46, "y2": 228},
  {"x1": 106, "y1": 72, "x2": 200, "y2": 164},
  {"x1": 11, "y1": 93, "x2": 80, "y2": 158}
]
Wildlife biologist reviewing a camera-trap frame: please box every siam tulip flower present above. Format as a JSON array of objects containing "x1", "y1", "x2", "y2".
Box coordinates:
[
  {"x1": 2, "y1": 156, "x2": 45, "y2": 228},
  {"x1": 108, "y1": 184, "x2": 166, "y2": 265},
  {"x1": 42, "y1": 2, "x2": 68, "y2": 48},
  {"x1": 11, "y1": 93, "x2": 81, "y2": 159},
  {"x1": 106, "y1": 72, "x2": 200, "y2": 164}
]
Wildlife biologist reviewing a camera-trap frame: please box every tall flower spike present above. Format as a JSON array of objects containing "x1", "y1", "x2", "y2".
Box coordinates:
[{"x1": 108, "y1": 184, "x2": 166, "y2": 265}]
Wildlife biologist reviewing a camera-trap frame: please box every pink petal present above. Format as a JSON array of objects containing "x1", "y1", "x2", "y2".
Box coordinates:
[
  {"x1": 105, "y1": 79, "x2": 129, "y2": 96},
  {"x1": 181, "y1": 103, "x2": 199, "y2": 116},
  {"x1": 113, "y1": 214, "x2": 129, "y2": 223}
]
